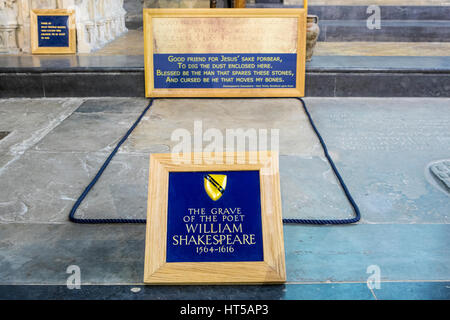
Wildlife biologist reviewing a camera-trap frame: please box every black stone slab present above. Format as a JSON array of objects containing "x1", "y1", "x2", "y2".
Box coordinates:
[
  {"x1": 0, "y1": 73, "x2": 44, "y2": 98},
  {"x1": 305, "y1": 73, "x2": 336, "y2": 97},
  {"x1": 41, "y1": 72, "x2": 144, "y2": 97},
  {"x1": 1, "y1": 55, "x2": 450, "y2": 97},
  {"x1": 0, "y1": 55, "x2": 143, "y2": 73}
]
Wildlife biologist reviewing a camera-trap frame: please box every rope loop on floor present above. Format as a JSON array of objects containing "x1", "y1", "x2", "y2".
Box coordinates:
[{"x1": 69, "y1": 97, "x2": 360, "y2": 225}]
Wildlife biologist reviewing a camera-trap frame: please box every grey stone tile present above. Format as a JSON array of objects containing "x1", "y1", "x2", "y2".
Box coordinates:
[
  {"x1": 32, "y1": 112, "x2": 144, "y2": 152},
  {"x1": 0, "y1": 223, "x2": 145, "y2": 284},
  {"x1": 0, "y1": 284, "x2": 288, "y2": 300},
  {"x1": 1, "y1": 223, "x2": 448, "y2": 285},
  {"x1": 0, "y1": 74, "x2": 44, "y2": 98},
  {"x1": 0, "y1": 151, "x2": 149, "y2": 223},
  {"x1": 280, "y1": 155, "x2": 354, "y2": 221},
  {"x1": 73, "y1": 154, "x2": 149, "y2": 221},
  {"x1": 305, "y1": 73, "x2": 336, "y2": 97},
  {"x1": 121, "y1": 98, "x2": 323, "y2": 156},
  {"x1": 0, "y1": 98, "x2": 83, "y2": 114},
  {"x1": 145, "y1": 98, "x2": 308, "y2": 122},
  {"x1": 284, "y1": 224, "x2": 450, "y2": 282},
  {"x1": 0, "y1": 98, "x2": 84, "y2": 168},
  {"x1": 303, "y1": 97, "x2": 450, "y2": 153},
  {"x1": 303, "y1": 97, "x2": 450, "y2": 224},
  {"x1": 74, "y1": 98, "x2": 149, "y2": 114},
  {"x1": 373, "y1": 281, "x2": 450, "y2": 300}
]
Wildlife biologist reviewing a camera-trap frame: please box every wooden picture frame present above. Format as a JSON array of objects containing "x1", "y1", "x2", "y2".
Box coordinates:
[
  {"x1": 143, "y1": 8, "x2": 307, "y2": 98},
  {"x1": 144, "y1": 152, "x2": 285, "y2": 284},
  {"x1": 30, "y1": 9, "x2": 76, "y2": 54}
]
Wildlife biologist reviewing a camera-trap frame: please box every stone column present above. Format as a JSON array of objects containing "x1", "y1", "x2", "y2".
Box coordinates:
[{"x1": 0, "y1": 0, "x2": 20, "y2": 54}]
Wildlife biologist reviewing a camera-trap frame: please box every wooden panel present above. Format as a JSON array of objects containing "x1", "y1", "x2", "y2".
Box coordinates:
[
  {"x1": 144, "y1": 152, "x2": 285, "y2": 285},
  {"x1": 234, "y1": 0, "x2": 246, "y2": 8},
  {"x1": 30, "y1": 9, "x2": 76, "y2": 55},
  {"x1": 144, "y1": 8, "x2": 307, "y2": 98}
]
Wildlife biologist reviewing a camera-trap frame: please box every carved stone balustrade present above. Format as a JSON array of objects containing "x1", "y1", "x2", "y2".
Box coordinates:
[{"x1": 0, "y1": 0, "x2": 128, "y2": 54}]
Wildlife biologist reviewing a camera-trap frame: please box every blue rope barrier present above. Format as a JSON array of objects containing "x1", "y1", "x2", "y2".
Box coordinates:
[{"x1": 68, "y1": 98, "x2": 155, "y2": 224}]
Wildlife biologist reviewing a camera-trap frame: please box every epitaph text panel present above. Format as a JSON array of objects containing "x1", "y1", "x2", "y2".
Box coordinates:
[
  {"x1": 37, "y1": 15, "x2": 69, "y2": 47},
  {"x1": 154, "y1": 53, "x2": 297, "y2": 89}
]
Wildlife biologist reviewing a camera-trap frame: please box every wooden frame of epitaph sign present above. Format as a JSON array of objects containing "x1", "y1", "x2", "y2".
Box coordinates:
[
  {"x1": 144, "y1": 152, "x2": 285, "y2": 284},
  {"x1": 30, "y1": 9, "x2": 76, "y2": 54},
  {"x1": 143, "y1": 7, "x2": 307, "y2": 98}
]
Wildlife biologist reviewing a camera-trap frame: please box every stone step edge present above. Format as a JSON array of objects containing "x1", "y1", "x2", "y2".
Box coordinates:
[{"x1": 1, "y1": 71, "x2": 449, "y2": 98}]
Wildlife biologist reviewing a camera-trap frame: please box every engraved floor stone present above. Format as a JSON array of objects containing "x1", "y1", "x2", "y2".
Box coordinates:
[{"x1": 429, "y1": 160, "x2": 450, "y2": 190}]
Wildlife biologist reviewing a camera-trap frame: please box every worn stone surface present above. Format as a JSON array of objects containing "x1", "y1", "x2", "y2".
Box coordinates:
[
  {"x1": 0, "y1": 223, "x2": 448, "y2": 286},
  {"x1": 1, "y1": 97, "x2": 449, "y2": 224},
  {"x1": 0, "y1": 97, "x2": 449, "y2": 299},
  {"x1": 0, "y1": 98, "x2": 84, "y2": 168},
  {"x1": 123, "y1": 98, "x2": 322, "y2": 156},
  {"x1": 305, "y1": 97, "x2": 450, "y2": 224}
]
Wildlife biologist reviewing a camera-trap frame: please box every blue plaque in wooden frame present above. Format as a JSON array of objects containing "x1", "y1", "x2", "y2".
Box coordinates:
[{"x1": 166, "y1": 170, "x2": 264, "y2": 263}]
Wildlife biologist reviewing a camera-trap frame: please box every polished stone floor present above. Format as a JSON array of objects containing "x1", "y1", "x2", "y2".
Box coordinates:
[{"x1": 0, "y1": 97, "x2": 448, "y2": 299}]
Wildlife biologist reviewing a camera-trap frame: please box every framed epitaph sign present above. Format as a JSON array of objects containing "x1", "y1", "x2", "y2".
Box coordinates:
[
  {"x1": 144, "y1": 152, "x2": 285, "y2": 284},
  {"x1": 30, "y1": 9, "x2": 76, "y2": 54},
  {"x1": 143, "y1": 8, "x2": 307, "y2": 98}
]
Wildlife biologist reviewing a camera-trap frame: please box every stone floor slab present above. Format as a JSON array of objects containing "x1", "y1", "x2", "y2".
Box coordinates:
[
  {"x1": 33, "y1": 112, "x2": 145, "y2": 153},
  {"x1": 0, "y1": 223, "x2": 448, "y2": 285},
  {"x1": 372, "y1": 281, "x2": 450, "y2": 300},
  {"x1": 122, "y1": 98, "x2": 322, "y2": 157},
  {"x1": 0, "y1": 98, "x2": 84, "y2": 169},
  {"x1": 0, "y1": 282, "x2": 377, "y2": 300}
]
